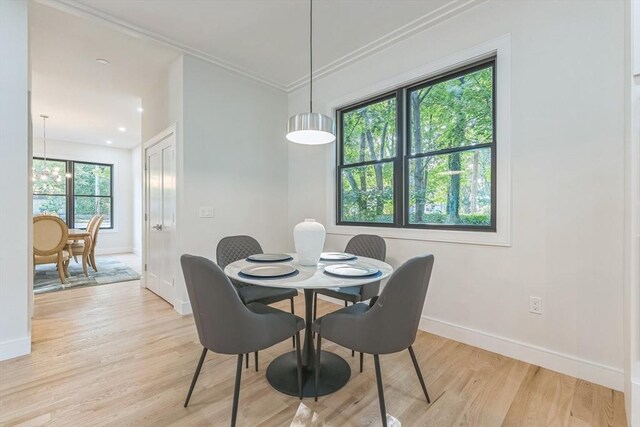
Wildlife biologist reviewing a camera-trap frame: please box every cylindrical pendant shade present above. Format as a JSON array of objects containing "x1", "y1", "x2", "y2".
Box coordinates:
[{"x1": 286, "y1": 112, "x2": 335, "y2": 145}]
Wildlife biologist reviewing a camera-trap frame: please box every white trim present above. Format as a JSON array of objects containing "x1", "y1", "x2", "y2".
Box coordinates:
[
  {"x1": 133, "y1": 247, "x2": 142, "y2": 256},
  {"x1": 94, "y1": 247, "x2": 133, "y2": 255},
  {"x1": 142, "y1": 124, "x2": 178, "y2": 308},
  {"x1": 324, "y1": 35, "x2": 512, "y2": 247},
  {"x1": 173, "y1": 298, "x2": 192, "y2": 316},
  {"x1": 0, "y1": 336, "x2": 31, "y2": 361},
  {"x1": 419, "y1": 315, "x2": 624, "y2": 391},
  {"x1": 40, "y1": 0, "x2": 486, "y2": 93},
  {"x1": 632, "y1": 379, "x2": 640, "y2": 427}
]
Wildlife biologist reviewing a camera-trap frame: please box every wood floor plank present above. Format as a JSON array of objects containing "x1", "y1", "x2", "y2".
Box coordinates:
[{"x1": 0, "y1": 278, "x2": 627, "y2": 427}]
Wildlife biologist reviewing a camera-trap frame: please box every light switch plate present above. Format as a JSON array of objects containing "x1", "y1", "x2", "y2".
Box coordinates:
[{"x1": 199, "y1": 207, "x2": 215, "y2": 218}]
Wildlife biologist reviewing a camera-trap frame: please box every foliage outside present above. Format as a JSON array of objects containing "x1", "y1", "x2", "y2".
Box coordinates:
[
  {"x1": 340, "y1": 64, "x2": 494, "y2": 227},
  {"x1": 32, "y1": 159, "x2": 112, "y2": 228}
]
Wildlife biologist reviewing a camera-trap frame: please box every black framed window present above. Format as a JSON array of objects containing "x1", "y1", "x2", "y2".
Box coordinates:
[
  {"x1": 32, "y1": 158, "x2": 113, "y2": 229},
  {"x1": 337, "y1": 58, "x2": 496, "y2": 231}
]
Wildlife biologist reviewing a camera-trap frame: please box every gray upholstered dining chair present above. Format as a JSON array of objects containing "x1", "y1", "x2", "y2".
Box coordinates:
[
  {"x1": 180, "y1": 255, "x2": 304, "y2": 427},
  {"x1": 313, "y1": 234, "x2": 386, "y2": 318},
  {"x1": 312, "y1": 255, "x2": 435, "y2": 427},
  {"x1": 217, "y1": 235, "x2": 299, "y2": 369},
  {"x1": 313, "y1": 234, "x2": 386, "y2": 368}
]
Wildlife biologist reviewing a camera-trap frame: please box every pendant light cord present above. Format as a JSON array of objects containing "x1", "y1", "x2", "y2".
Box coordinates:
[{"x1": 309, "y1": 0, "x2": 313, "y2": 113}]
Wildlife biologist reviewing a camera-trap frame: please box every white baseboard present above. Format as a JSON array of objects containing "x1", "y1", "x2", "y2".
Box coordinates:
[
  {"x1": 95, "y1": 247, "x2": 134, "y2": 255},
  {"x1": 630, "y1": 379, "x2": 640, "y2": 427},
  {"x1": 133, "y1": 247, "x2": 142, "y2": 256},
  {"x1": 420, "y1": 315, "x2": 624, "y2": 391},
  {"x1": 173, "y1": 298, "x2": 192, "y2": 315},
  {"x1": 0, "y1": 336, "x2": 31, "y2": 361}
]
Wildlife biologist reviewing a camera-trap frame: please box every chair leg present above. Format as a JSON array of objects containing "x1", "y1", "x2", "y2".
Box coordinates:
[
  {"x1": 231, "y1": 354, "x2": 243, "y2": 427},
  {"x1": 291, "y1": 298, "x2": 296, "y2": 348},
  {"x1": 57, "y1": 257, "x2": 66, "y2": 284},
  {"x1": 254, "y1": 352, "x2": 258, "y2": 372},
  {"x1": 184, "y1": 347, "x2": 207, "y2": 407},
  {"x1": 315, "y1": 332, "x2": 322, "y2": 401},
  {"x1": 90, "y1": 252, "x2": 98, "y2": 272},
  {"x1": 373, "y1": 354, "x2": 388, "y2": 427},
  {"x1": 360, "y1": 352, "x2": 364, "y2": 373},
  {"x1": 295, "y1": 331, "x2": 303, "y2": 400},
  {"x1": 408, "y1": 345, "x2": 431, "y2": 403},
  {"x1": 245, "y1": 353, "x2": 249, "y2": 369}
]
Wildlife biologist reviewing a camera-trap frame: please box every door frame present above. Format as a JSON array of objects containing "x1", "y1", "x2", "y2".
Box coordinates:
[{"x1": 141, "y1": 124, "x2": 177, "y2": 305}]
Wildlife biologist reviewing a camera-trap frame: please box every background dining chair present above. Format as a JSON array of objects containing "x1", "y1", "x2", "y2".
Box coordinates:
[
  {"x1": 180, "y1": 255, "x2": 304, "y2": 427},
  {"x1": 217, "y1": 235, "x2": 298, "y2": 369},
  {"x1": 312, "y1": 255, "x2": 435, "y2": 427},
  {"x1": 87, "y1": 215, "x2": 104, "y2": 271},
  {"x1": 33, "y1": 215, "x2": 70, "y2": 284},
  {"x1": 313, "y1": 234, "x2": 386, "y2": 367},
  {"x1": 69, "y1": 214, "x2": 98, "y2": 264}
]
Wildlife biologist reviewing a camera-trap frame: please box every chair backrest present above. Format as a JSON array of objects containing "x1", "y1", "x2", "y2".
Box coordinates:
[
  {"x1": 216, "y1": 235, "x2": 263, "y2": 288},
  {"x1": 216, "y1": 235, "x2": 263, "y2": 268},
  {"x1": 180, "y1": 254, "x2": 259, "y2": 354},
  {"x1": 90, "y1": 215, "x2": 105, "y2": 251},
  {"x1": 345, "y1": 234, "x2": 386, "y2": 300},
  {"x1": 85, "y1": 214, "x2": 99, "y2": 234},
  {"x1": 364, "y1": 255, "x2": 434, "y2": 354},
  {"x1": 33, "y1": 215, "x2": 68, "y2": 256},
  {"x1": 345, "y1": 234, "x2": 386, "y2": 261}
]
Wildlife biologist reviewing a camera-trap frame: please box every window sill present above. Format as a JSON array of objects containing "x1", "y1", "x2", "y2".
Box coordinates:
[{"x1": 326, "y1": 224, "x2": 510, "y2": 247}]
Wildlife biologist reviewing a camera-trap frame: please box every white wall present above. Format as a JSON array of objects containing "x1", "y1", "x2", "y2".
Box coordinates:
[
  {"x1": 173, "y1": 54, "x2": 289, "y2": 309},
  {"x1": 33, "y1": 138, "x2": 134, "y2": 254},
  {"x1": 624, "y1": 0, "x2": 640, "y2": 423},
  {"x1": 288, "y1": 0, "x2": 625, "y2": 390},
  {"x1": 0, "y1": 0, "x2": 31, "y2": 361},
  {"x1": 131, "y1": 145, "x2": 142, "y2": 255},
  {"x1": 140, "y1": 55, "x2": 288, "y2": 314}
]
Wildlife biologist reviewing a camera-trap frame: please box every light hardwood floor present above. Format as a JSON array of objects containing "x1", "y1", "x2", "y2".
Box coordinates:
[{"x1": 0, "y1": 280, "x2": 627, "y2": 427}]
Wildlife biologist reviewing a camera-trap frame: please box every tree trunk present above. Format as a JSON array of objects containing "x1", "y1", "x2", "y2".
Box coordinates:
[
  {"x1": 470, "y1": 150, "x2": 478, "y2": 213},
  {"x1": 446, "y1": 77, "x2": 466, "y2": 224},
  {"x1": 411, "y1": 91, "x2": 426, "y2": 223}
]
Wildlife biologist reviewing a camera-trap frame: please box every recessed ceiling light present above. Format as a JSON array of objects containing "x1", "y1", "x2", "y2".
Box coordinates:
[
  {"x1": 105, "y1": 140, "x2": 113, "y2": 144},
  {"x1": 96, "y1": 58, "x2": 110, "y2": 65},
  {"x1": 118, "y1": 126, "x2": 126, "y2": 132},
  {"x1": 137, "y1": 107, "x2": 144, "y2": 113}
]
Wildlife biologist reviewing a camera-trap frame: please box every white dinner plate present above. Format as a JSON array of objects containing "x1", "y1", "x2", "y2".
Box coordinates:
[
  {"x1": 324, "y1": 264, "x2": 380, "y2": 278},
  {"x1": 320, "y1": 252, "x2": 357, "y2": 261},
  {"x1": 246, "y1": 253, "x2": 293, "y2": 262},
  {"x1": 240, "y1": 264, "x2": 298, "y2": 278}
]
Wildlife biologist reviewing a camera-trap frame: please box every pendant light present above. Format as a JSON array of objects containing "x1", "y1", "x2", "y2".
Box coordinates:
[
  {"x1": 33, "y1": 115, "x2": 71, "y2": 187},
  {"x1": 286, "y1": 0, "x2": 335, "y2": 145}
]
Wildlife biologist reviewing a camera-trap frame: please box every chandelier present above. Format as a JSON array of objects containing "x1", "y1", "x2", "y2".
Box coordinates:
[{"x1": 33, "y1": 115, "x2": 71, "y2": 188}]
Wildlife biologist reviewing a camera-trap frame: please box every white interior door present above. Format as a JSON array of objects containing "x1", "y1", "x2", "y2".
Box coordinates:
[{"x1": 145, "y1": 131, "x2": 176, "y2": 305}]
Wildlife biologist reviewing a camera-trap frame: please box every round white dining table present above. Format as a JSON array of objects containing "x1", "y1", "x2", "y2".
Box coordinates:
[{"x1": 224, "y1": 254, "x2": 393, "y2": 398}]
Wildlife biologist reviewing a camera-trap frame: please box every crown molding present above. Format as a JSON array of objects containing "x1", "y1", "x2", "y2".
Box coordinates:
[
  {"x1": 37, "y1": 0, "x2": 486, "y2": 94},
  {"x1": 285, "y1": 0, "x2": 487, "y2": 92}
]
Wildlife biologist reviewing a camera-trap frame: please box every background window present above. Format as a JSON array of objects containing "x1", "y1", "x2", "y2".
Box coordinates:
[
  {"x1": 336, "y1": 59, "x2": 496, "y2": 231},
  {"x1": 73, "y1": 162, "x2": 112, "y2": 228},
  {"x1": 32, "y1": 158, "x2": 114, "y2": 229}
]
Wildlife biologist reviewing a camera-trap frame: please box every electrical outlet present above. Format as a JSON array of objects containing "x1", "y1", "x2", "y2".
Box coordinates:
[
  {"x1": 529, "y1": 296, "x2": 542, "y2": 315},
  {"x1": 199, "y1": 207, "x2": 215, "y2": 218}
]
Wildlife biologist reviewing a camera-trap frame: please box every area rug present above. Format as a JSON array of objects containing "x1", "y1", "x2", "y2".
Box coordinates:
[{"x1": 34, "y1": 257, "x2": 141, "y2": 294}]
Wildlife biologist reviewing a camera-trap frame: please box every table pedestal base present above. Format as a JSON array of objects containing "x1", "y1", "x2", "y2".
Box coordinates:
[{"x1": 266, "y1": 350, "x2": 351, "y2": 398}]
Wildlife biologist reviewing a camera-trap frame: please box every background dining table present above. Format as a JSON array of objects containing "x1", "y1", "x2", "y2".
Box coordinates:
[{"x1": 224, "y1": 254, "x2": 393, "y2": 398}]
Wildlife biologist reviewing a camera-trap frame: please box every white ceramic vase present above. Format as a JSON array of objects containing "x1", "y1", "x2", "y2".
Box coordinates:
[{"x1": 294, "y1": 218, "x2": 326, "y2": 266}]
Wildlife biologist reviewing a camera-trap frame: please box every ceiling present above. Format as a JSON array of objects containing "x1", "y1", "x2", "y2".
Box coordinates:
[
  {"x1": 30, "y1": 2, "x2": 180, "y2": 149},
  {"x1": 53, "y1": 0, "x2": 475, "y2": 91},
  {"x1": 31, "y1": 0, "x2": 476, "y2": 148}
]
